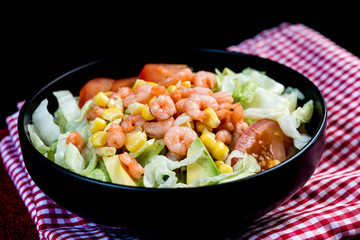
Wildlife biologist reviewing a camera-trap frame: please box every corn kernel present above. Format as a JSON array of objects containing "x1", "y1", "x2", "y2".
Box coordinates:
[
  {"x1": 146, "y1": 81, "x2": 158, "y2": 86},
  {"x1": 202, "y1": 108, "x2": 220, "y2": 129},
  {"x1": 214, "y1": 160, "x2": 225, "y2": 167},
  {"x1": 127, "y1": 102, "x2": 146, "y2": 115},
  {"x1": 90, "y1": 131, "x2": 108, "y2": 147},
  {"x1": 103, "y1": 91, "x2": 113, "y2": 96},
  {"x1": 98, "y1": 147, "x2": 117, "y2": 157},
  {"x1": 167, "y1": 85, "x2": 178, "y2": 94},
  {"x1": 101, "y1": 108, "x2": 123, "y2": 121},
  {"x1": 141, "y1": 105, "x2": 155, "y2": 121},
  {"x1": 148, "y1": 96, "x2": 157, "y2": 104},
  {"x1": 200, "y1": 132, "x2": 217, "y2": 153},
  {"x1": 195, "y1": 122, "x2": 212, "y2": 133},
  {"x1": 212, "y1": 141, "x2": 229, "y2": 161},
  {"x1": 107, "y1": 98, "x2": 124, "y2": 112},
  {"x1": 89, "y1": 117, "x2": 107, "y2": 133},
  {"x1": 181, "y1": 121, "x2": 194, "y2": 129},
  {"x1": 132, "y1": 79, "x2": 147, "y2": 90},
  {"x1": 181, "y1": 81, "x2": 191, "y2": 88},
  {"x1": 94, "y1": 92, "x2": 109, "y2": 107},
  {"x1": 218, "y1": 163, "x2": 233, "y2": 174},
  {"x1": 125, "y1": 131, "x2": 147, "y2": 152}
]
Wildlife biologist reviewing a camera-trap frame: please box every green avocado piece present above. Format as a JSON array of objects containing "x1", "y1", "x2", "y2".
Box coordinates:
[{"x1": 186, "y1": 138, "x2": 219, "y2": 184}]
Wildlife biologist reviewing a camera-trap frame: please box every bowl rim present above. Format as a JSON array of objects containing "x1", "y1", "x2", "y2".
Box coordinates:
[{"x1": 18, "y1": 48, "x2": 327, "y2": 193}]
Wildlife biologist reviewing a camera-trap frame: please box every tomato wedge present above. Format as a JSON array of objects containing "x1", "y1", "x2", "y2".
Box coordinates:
[
  {"x1": 138, "y1": 63, "x2": 188, "y2": 83},
  {"x1": 78, "y1": 77, "x2": 114, "y2": 108},
  {"x1": 110, "y1": 76, "x2": 138, "y2": 91},
  {"x1": 234, "y1": 119, "x2": 289, "y2": 170}
]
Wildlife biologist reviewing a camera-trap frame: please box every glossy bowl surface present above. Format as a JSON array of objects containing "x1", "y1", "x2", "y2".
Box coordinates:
[{"x1": 18, "y1": 49, "x2": 327, "y2": 239}]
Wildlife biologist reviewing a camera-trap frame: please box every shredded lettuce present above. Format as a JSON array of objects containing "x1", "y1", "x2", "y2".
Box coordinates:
[
  {"x1": 80, "y1": 151, "x2": 99, "y2": 176},
  {"x1": 53, "y1": 132, "x2": 85, "y2": 173},
  {"x1": 143, "y1": 151, "x2": 203, "y2": 188},
  {"x1": 64, "y1": 142, "x2": 86, "y2": 173},
  {"x1": 53, "y1": 90, "x2": 81, "y2": 122},
  {"x1": 27, "y1": 124, "x2": 50, "y2": 154},
  {"x1": 32, "y1": 99, "x2": 60, "y2": 146},
  {"x1": 53, "y1": 90, "x2": 91, "y2": 143},
  {"x1": 215, "y1": 67, "x2": 285, "y2": 106},
  {"x1": 54, "y1": 132, "x2": 70, "y2": 168},
  {"x1": 278, "y1": 100, "x2": 313, "y2": 149},
  {"x1": 143, "y1": 150, "x2": 262, "y2": 188},
  {"x1": 131, "y1": 139, "x2": 165, "y2": 167},
  {"x1": 87, "y1": 168, "x2": 108, "y2": 182}
]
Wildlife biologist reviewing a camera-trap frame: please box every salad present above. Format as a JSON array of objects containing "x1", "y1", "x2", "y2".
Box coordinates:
[{"x1": 27, "y1": 63, "x2": 313, "y2": 188}]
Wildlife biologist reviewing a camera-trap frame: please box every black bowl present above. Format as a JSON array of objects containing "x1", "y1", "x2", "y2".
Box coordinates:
[{"x1": 18, "y1": 49, "x2": 327, "y2": 239}]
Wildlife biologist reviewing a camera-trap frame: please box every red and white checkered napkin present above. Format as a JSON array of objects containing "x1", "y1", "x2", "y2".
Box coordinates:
[{"x1": 1, "y1": 23, "x2": 360, "y2": 239}]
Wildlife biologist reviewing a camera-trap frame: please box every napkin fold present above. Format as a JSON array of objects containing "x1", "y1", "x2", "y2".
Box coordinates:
[{"x1": 1, "y1": 23, "x2": 360, "y2": 239}]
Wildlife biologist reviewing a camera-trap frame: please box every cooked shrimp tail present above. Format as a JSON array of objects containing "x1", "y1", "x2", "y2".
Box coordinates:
[{"x1": 119, "y1": 152, "x2": 144, "y2": 179}]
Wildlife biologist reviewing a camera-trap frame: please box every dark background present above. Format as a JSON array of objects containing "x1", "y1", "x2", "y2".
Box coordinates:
[{"x1": 3, "y1": 6, "x2": 359, "y2": 128}]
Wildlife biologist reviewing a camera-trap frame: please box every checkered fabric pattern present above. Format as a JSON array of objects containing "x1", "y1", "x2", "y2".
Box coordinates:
[{"x1": 1, "y1": 23, "x2": 360, "y2": 239}]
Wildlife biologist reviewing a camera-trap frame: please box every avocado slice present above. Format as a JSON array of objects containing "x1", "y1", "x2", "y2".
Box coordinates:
[
  {"x1": 186, "y1": 138, "x2": 219, "y2": 184},
  {"x1": 103, "y1": 155, "x2": 137, "y2": 186}
]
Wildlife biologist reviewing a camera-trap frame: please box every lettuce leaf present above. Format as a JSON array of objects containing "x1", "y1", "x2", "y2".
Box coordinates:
[
  {"x1": 215, "y1": 67, "x2": 285, "y2": 107},
  {"x1": 32, "y1": 99, "x2": 60, "y2": 146},
  {"x1": 54, "y1": 132, "x2": 71, "y2": 168},
  {"x1": 143, "y1": 150, "x2": 262, "y2": 188},
  {"x1": 131, "y1": 139, "x2": 165, "y2": 167},
  {"x1": 242, "y1": 68, "x2": 284, "y2": 95},
  {"x1": 64, "y1": 142, "x2": 86, "y2": 173},
  {"x1": 87, "y1": 168, "x2": 108, "y2": 182},
  {"x1": 143, "y1": 151, "x2": 203, "y2": 188},
  {"x1": 277, "y1": 100, "x2": 313, "y2": 149},
  {"x1": 53, "y1": 90, "x2": 91, "y2": 143},
  {"x1": 53, "y1": 90, "x2": 81, "y2": 122},
  {"x1": 27, "y1": 124, "x2": 50, "y2": 154}
]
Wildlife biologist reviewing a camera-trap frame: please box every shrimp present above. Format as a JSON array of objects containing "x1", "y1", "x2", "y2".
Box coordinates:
[
  {"x1": 78, "y1": 77, "x2": 114, "y2": 108},
  {"x1": 67, "y1": 131, "x2": 85, "y2": 152},
  {"x1": 119, "y1": 152, "x2": 144, "y2": 179},
  {"x1": 193, "y1": 71, "x2": 217, "y2": 89},
  {"x1": 143, "y1": 117, "x2": 174, "y2": 139},
  {"x1": 149, "y1": 95, "x2": 176, "y2": 120},
  {"x1": 160, "y1": 68, "x2": 194, "y2": 87},
  {"x1": 166, "y1": 151, "x2": 184, "y2": 162},
  {"x1": 230, "y1": 102, "x2": 244, "y2": 123},
  {"x1": 185, "y1": 94, "x2": 219, "y2": 121},
  {"x1": 120, "y1": 114, "x2": 147, "y2": 133},
  {"x1": 216, "y1": 109, "x2": 231, "y2": 121},
  {"x1": 171, "y1": 87, "x2": 194, "y2": 102},
  {"x1": 214, "y1": 94, "x2": 233, "y2": 121},
  {"x1": 92, "y1": 106, "x2": 105, "y2": 118},
  {"x1": 123, "y1": 84, "x2": 153, "y2": 107},
  {"x1": 151, "y1": 85, "x2": 169, "y2": 97},
  {"x1": 216, "y1": 120, "x2": 235, "y2": 132},
  {"x1": 164, "y1": 126, "x2": 197, "y2": 156},
  {"x1": 113, "y1": 87, "x2": 132, "y2": 99},
  {"x1": 175, "y1": 98, "x2": 188, "y2": 115},
  {"x1": 106, "y1": 123, "x2": 125, "y2": 149},
  {"x1": 234, "y1": 121, "x2": 248, "y2": 135},
  {"x1": 212, "y1": 91, "x2": 233, "y2": 104},
  {"x1": 215, "y1": 130, "x2": 232, "y2": 145},
  {"x1": 171, "y1": 86, "x2": 213, "y2": 103}
]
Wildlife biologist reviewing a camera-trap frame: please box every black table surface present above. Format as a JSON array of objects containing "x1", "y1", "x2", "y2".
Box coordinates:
[{"x1": 3, "y1": 7, "x2": 359, "y2": 128}]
